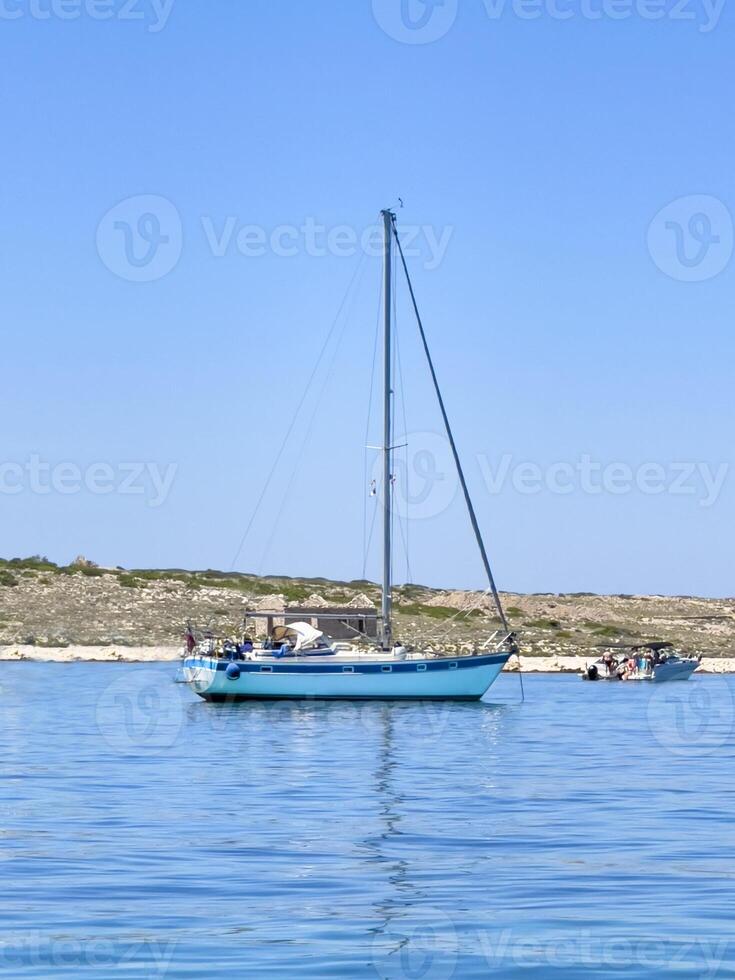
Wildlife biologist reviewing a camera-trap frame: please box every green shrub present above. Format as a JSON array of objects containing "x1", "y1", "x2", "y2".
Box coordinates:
[
  {"x1": 592, "y1": 625, "x2": 623, "y2": 638},
  {"x1": 3, "y1": 556, "x2": 58, "y2": 572},
  {"x1": 397, "y1": 603, "x2": 482, "y2": 620},
  {"x1": 0, "y1": 570, "x2": 18, "y2": 587},
  {"x1": 525, "y1": 618, "x2": 561, "y2": 630}
]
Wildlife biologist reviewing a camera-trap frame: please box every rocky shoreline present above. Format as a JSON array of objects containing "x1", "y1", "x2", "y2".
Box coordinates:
[
  {"x1": 2, "y1": 645, "x2": 734, "y2": 673},
  {"x1": 1, "y1": 558, "x2": 733, "y2": 666}
]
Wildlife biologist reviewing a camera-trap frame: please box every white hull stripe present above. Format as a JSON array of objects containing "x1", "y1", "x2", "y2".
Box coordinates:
[{"x1": 186, "y1": 653, "x2": 509, "y2": 675}]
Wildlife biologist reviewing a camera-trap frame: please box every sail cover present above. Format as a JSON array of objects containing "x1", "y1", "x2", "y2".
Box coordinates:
[{"x1": 272, "y1": 621, "x2": 324, "y2": 650}]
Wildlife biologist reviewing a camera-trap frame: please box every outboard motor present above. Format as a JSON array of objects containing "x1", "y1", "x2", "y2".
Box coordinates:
[{"x1": 586, "y1": 664, "x2": 599, "y2": 681}]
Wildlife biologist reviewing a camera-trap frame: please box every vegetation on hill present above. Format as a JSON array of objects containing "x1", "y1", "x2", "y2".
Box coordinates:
[{"x1": 0, "y1": 556, "x2": 732, "y2": 656}]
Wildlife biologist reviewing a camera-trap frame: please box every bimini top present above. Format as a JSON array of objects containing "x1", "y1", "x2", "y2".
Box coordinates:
[{"x1": 271, "y1": 621, "x2": 325, "y2": 651}]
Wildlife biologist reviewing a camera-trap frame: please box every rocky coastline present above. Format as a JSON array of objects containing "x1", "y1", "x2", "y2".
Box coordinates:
[{"x1": 0, "y1": 557, "x2": 732, "y2": 668}]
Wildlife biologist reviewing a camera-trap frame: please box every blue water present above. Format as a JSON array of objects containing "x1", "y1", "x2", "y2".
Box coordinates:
[{"x1": 1, "y1": 665, "x2": 734, "y2": 978}]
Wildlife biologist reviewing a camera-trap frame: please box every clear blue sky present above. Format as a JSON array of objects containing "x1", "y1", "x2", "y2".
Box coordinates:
[{"x1": 1, "y1": 0, "x2": 732, "y2": 597}]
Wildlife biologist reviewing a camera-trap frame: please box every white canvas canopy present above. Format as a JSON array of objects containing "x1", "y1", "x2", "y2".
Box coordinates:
[{"x1": 277, "y1": 621, "x2": 324, "y2": 651}]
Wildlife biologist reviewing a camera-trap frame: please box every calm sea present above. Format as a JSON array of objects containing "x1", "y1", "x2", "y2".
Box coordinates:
[{"x1": 1, "y1": 664, "x2": 734, "y2": 978}]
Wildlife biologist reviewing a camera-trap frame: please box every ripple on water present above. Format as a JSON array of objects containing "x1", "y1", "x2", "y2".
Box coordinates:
[{"x1": 0, "y1": 666, "x2": 733, "y2": 977}]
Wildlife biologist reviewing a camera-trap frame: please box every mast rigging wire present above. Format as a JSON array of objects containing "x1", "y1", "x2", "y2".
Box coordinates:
[
  {"x1": 392, "y1": 249, "x2": 412, "y2": 588},
  {"x1": 257, "y1": 256, "x2": 368, "y2": 573},
  {"x1": 230, "y1": 251, "x2": 368, "y2": 571},
  {"x1": 389, "y1": 214, "x2": 511, "y2": 637}
]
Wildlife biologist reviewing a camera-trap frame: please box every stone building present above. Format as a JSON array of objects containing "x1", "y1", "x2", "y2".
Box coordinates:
[{"x1": 246, "y1": 594, "x2": 378, "y2": 640}]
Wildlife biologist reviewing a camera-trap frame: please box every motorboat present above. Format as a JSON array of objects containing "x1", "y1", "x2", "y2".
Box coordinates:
[{"x1": 582, "y1": 642, "x2": 701, "y2": 683}]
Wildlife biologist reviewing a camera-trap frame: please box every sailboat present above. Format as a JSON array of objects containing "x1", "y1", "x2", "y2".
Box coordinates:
[{"x1": 183, "y1": 209, "x2": 518, "y2": 701}]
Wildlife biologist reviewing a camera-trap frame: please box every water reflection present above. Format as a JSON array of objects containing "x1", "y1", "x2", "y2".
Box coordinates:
[
  {"x1": 365, "y1": 700, "x2": 512, "y2": 977},
  {"x1": 3, "y1": 669, "x2": 734, "y2": 978}
]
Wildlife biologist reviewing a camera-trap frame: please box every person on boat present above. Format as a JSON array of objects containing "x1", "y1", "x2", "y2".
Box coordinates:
[
  {"x1": 274, "y1": 640, "x2": 295, "y2": 659},
  {"x1": 602, "y1": 652, "x2": 618, "y2": 676},
  {"x1": 222, "y1": 640, "x2": 240, "y2": 661},
  {"x1": 238, "y1": 638, "x2": 254, "y2": 657}
]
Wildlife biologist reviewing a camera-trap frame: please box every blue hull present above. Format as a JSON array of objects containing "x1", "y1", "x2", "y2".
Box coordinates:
[{"x1": 183, "y1": 651, "x2": 511, "y2": 701}]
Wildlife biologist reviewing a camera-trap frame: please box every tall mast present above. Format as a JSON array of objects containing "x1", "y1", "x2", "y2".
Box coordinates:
[{"x1": 381, "y1": 209, "x2": 393, "y2": 650}]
